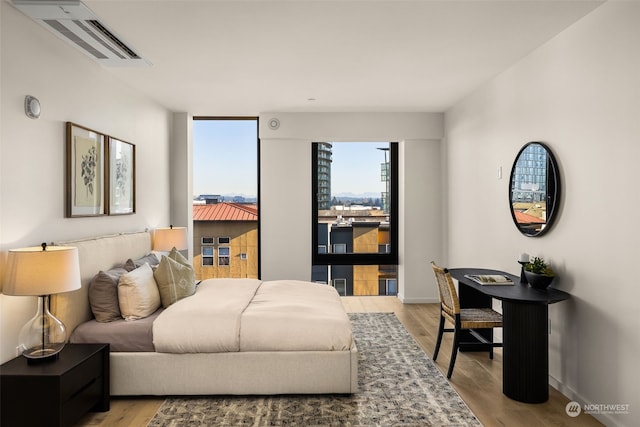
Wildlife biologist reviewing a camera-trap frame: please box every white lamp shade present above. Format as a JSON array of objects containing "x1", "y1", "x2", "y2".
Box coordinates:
[
  {"x1": 153, "y1": 227, "x2": 188, "y2": 251},
  {"x1": 3, "y1": 246, "x2": 81, "y2": 296}
]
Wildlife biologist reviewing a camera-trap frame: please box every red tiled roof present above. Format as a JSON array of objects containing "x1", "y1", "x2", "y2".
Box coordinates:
[
  {"x1": 514, "y1": 211, "x2": 545, "y2": 224},
  {"x1": 193, "y1": 202, "x2": 258, "y2": 221}
]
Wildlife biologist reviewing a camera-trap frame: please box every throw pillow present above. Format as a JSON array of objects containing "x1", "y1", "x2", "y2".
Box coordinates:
[
  {"x1": 88, "y1": 267, "x2": 128, "y2": 322},
  {"x1": 118, "y1": 263, "x2": 161, "y2": 320},
  {"x1": 132, "y1": 253, "x2": 160, "y2": 268},
  {"x1": 154, "y1": 255, "x2": 196, "y2": 308},
  {"x1": 168, "y1": 247, "x2": 191, "y2": 268}
]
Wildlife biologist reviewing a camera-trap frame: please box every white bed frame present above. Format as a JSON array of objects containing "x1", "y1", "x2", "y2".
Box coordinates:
[{"x1": 51, "y1": 231, "x2": 358, "y2": 396}]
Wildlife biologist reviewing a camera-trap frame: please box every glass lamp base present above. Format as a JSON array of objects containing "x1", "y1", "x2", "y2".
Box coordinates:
[
  {"x1": 18, "y1": 295, "x2": 67, "y2": 362},
  {"x1": 22, "y1": 345, "x2": 63, "y2": 363}
]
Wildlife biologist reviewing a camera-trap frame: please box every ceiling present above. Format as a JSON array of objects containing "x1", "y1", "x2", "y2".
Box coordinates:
[{"x1": 70, "y1": 0, "x2": 604, "y2": 116}]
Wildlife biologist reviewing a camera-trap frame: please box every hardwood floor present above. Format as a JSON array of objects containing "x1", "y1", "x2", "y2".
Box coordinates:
[{"x1": 78, "y1": 297, "x2": 602, "y2": 427}]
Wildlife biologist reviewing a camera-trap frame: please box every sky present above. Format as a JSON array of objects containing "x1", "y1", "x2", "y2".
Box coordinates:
[
  {"x1": 193, "y1": 119, "x2": 389, "y2": 198},
  {"x1": 193, "y1": 119, "x2": 258, "y2": 197}
]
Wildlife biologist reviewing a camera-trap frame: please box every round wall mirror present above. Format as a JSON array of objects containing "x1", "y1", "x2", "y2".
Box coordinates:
[{"x1": 509, "y1": 142, "x2": 561, "y2": 237}]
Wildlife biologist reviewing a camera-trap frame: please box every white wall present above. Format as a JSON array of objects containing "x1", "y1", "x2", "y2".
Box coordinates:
[
  {"x1": 258, "y1": 113, "x2": 444, "y2": 302},
  {"x1": 0, "y1": 3, "x2": 172, "y2": 363},
  {"x1": 170, "y1": 112, "x2": 194, "y2": 260},
  {"x1": 445, "y1": 2, "x2": 639, "y2": 425}
]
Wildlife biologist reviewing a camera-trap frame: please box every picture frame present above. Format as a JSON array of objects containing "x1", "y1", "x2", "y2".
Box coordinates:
[
  {"x1": 66, "y1": 122, "x2": 106, "y2": 217},
  {"x1": 107, "y1": 137, "x2": 135, "y2": 215}
]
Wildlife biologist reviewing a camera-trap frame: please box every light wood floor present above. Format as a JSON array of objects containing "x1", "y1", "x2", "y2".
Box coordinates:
[{"x1": 78, "y1": 297, "x2": 602, "y2": 427}]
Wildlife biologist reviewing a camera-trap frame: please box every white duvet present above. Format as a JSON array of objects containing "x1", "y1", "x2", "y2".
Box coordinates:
[{"x1": 152, "y1": 279, "x2": 353, "y2": 353}]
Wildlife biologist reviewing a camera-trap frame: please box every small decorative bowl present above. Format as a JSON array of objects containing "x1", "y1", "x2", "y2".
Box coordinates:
[{"x1": 524, "y1": 271, "x2": 554, "y2": 290}]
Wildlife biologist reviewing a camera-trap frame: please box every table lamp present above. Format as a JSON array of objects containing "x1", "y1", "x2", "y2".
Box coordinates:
[
  {"x1": 153, "y1": 225, "x2": 188, "y2": 251},
  {"x1": 3, "y1": 243, "x2": 81, "y2": 362}
]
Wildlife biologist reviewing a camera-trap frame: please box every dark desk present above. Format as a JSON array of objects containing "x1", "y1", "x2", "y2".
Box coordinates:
[{"x1": 449, "y1": 268, "x2": 570, "y2": 403}]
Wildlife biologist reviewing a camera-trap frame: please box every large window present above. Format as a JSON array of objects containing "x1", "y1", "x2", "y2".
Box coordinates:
[
  {"x1": 192, "y1": 117, "x2": 259, "y2": 280},
  {"x1": 312, "y1": 142, "x2": 398, "y2": 296}
]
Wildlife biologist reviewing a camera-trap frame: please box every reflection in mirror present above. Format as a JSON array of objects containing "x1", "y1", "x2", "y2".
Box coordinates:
[{"x1": 509, "y1": 142, "x2": 560, "y2": 237}]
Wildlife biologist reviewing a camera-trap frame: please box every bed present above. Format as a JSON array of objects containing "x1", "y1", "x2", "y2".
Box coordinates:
[{"x1": 50, "y1": 231, "x2": 358, "y2": 396}]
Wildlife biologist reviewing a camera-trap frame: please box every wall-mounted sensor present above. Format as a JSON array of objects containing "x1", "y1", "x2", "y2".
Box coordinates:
[
  {"x1": 268, "y1": 118, "x2": 280, "y2": 130},
  {"x1": 25, "y1": 95, "x2": 41, "y2": 119}
]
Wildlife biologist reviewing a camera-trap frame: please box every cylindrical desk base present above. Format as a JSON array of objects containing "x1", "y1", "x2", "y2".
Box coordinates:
[{"x1": 502, "y1": 301, "x2": 549, "y2": 403}]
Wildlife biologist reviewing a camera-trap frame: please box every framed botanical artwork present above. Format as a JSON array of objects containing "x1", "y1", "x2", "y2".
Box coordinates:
[
  {"x1": 66, "y1": 122, "x2": 106, "y2": 217},
  {"x1": 107, "y1": 137, "x2": 135, "y2": 215}
]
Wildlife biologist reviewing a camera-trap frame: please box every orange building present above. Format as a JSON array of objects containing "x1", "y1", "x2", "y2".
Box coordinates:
[{"x1": 192, "y1": 202, "x2": 258, "y2": 280}]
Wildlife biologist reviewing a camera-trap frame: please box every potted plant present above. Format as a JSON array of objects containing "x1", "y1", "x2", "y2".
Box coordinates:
[{"x1": 524, "y1": 257, "x2": 555, "y2": 289}]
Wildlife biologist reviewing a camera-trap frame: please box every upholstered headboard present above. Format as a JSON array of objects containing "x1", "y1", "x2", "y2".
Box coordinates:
[{"x1": 51, "y1": 231, "x2": 152, "y2": 336}]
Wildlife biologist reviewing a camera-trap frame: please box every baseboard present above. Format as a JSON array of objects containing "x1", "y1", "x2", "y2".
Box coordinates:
[{"x1": 397, "y1": 293, "x2": 439, "y2": 304}]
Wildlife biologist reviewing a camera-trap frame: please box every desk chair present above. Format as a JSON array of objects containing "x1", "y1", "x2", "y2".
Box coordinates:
[{"x1": 431, "y1": 261, "x2": 503, "y2": 379}]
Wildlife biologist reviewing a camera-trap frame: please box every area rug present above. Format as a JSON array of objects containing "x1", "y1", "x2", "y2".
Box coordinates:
[{"x1": 147, "y1": 313, "x2": 482, "y2": 426}]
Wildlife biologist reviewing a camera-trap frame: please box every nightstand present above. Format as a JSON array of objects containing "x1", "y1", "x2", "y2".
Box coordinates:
[{"x1": 1, "y1": 343, "x2": 109, "y2": 427}]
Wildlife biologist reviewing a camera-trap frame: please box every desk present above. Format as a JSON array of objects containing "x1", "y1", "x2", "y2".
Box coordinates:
[{"x1": 449, "y1": 268, "x2": 570, "y2": 403}]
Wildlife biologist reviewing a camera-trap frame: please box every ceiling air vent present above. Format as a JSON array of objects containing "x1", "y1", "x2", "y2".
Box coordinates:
[{"x1": 11, "y1": 0, "x2": 151, "y2": 67}]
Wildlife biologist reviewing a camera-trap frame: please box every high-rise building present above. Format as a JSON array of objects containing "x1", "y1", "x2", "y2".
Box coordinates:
[
  {"x1": 511, "y1": 143, "x2": 548, "y2": 203},
  {"x1": 317, "y1": 142, "x2": 332, "y2": 209}
]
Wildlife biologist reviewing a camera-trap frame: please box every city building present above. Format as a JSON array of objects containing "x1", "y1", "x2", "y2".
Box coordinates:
[
  {"x1": 313, "y1": 213, "x2": 396, "y2": 296},
  {"x1": 192, "y1": 202, "x2": 258, "y2": 280},
  {"x1": 316, "y1": 142, "x2": 332, "y2": 210}
]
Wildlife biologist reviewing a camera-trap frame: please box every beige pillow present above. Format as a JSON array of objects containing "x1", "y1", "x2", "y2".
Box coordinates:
[
  {"x1": 154, "y1": 255, "x2": 196, "y2": 308},
  {"x1": 118, "y1": 263, "x2": 161, "y2": 320},
  {"x1": 168, "y1": 247, "x2": 191, "y2": 267}
]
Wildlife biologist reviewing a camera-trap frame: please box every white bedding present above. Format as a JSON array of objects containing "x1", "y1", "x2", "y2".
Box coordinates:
[{"x1": 153, "y1": 278, "x2": 353, "y2": 354}]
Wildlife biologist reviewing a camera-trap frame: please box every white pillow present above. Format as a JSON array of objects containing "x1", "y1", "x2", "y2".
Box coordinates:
[{"x1": 117, "y1": 263, "x2": 161, "y2": 320}]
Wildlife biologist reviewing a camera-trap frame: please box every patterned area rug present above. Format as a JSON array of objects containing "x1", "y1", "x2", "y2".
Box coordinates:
[{"x1": 147, "y1": 313, "x2": 482, "y2": 426}]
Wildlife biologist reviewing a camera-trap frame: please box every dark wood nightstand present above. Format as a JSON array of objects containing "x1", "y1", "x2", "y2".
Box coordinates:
[{"x1": 1, "y1": 343, "x2": 110, "y2": 427}]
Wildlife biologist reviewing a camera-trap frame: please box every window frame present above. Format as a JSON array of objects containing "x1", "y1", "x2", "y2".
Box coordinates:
[
  {"x1": 202, "y1": 246, "x2": 214, "y2": 266},
  {"x1": 312, "y1": 142, "x2": 399, "y2": 266},
  {"x1": 192, "y1": 116, "x2": 260, "y2": 277},
  {"x1": 218, "y1": 246, "x2": 230, "y2": 266}
]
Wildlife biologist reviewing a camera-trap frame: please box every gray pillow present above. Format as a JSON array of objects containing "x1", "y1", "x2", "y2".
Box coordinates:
[
  {"x1": 132, "y1": 253, "x2": 160, "y2": 268},
  {"x1": 89, "y1": 267, "x2": 128, "y2": 322},
  {"x1": 114, "y1": 259, "x2": 137, "y2": 272}
]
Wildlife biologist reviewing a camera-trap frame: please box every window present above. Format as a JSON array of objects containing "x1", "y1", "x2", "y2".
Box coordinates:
[
  {"x1": 312, "y1": 142, "x2": 398, "y2": 265},
  {"x1": 333, "y1": 278, "x2": 347, "y2": 296},
  {"x1": 312, "y1": 142, "x2": 398, "y2": 296},
  {"x1": 193, "y1": 117, "x2": 259, "y2": 280},
  {"x1": 379, "y1": 278, "x2": 397, "y2": 296},
  {"x1": 378, "y1": 244, "x2": 391, "y2": 254},
  {"x1": 332, "y1": 243, "x2": 347, "y2": 254},
  {"x1": 218, "y1": 246, "x2": 230, "y2": 266},
  {"x1": 202, "y1": 246, "x2": 214, "y2": 266}
]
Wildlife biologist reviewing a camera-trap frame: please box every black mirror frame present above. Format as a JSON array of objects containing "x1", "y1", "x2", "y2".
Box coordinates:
[{"x1": 509, "y1": 141, "x2": 561, "y2": 237}]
